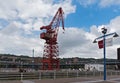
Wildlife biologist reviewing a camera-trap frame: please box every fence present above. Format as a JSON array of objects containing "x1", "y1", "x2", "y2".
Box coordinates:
[{"x1": 0, "y1": 70, "x2": 120, "y2": 80}]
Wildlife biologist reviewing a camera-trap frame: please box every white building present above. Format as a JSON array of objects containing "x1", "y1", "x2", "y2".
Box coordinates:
[{"x1": 85, "y1": 64, "x2": 104, "y2": 71}]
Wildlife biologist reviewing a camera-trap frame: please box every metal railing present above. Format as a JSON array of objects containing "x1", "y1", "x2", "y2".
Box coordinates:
[{"x1": 0, "y1": 70, "x2": 120, "y2": 80}]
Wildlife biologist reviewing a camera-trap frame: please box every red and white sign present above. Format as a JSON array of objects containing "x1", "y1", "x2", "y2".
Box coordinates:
[{"x1": 98, "y1": 38, "x2": 113, "y2": 49}]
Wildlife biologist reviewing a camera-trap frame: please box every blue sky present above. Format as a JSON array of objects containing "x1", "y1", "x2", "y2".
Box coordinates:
[
  {"x1": 0, "y1": 0, "x2": 120, "y2": 59},
  {"x1": 65, "y1": 0, "x2": 120, "y2": 31}
]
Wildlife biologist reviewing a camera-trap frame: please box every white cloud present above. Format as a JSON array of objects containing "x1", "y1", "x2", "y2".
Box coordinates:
[
  {"x1": 0, "y1": 0, "x2": 76, "y2": 57},
  {"x1": 58, "y1": 28, "x2": 88, "y2": 56},
  {"x1": 77, "y1": 0, "x2": 120, "y2": 8},
  {"x1": 58, "y1": 15, "x2": 120, "y2": 59},
  {"x1": 0, "y1": 22, "x2": 44, "y2": 57},
  {"x1": 1, "y1": 15, "x2": 120, "y2": 59},
  {"x1": 108, "y1": 16, "x2": 120, "y2": 45},
  {"x1": 78, "y1": 0, "x2": 96, "y2": 7},
  {"x1": 0, "y1": 0, "x2": 76, "y2": 31},
  {"x1": 0, "y1": 0, "x2": 120, "y2": 59},
  {"x1": 58, "y1": 27, "x2": 101, "y2": 58},
  {"x1": 99, "y1": 0, "x2": 120, "y2": 8}
]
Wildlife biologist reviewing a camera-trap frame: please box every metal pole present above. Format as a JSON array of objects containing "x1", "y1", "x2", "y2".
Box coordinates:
[
  {"x1": 103, "y1": 34, "x2": 106, "y2": 80},
  {"x1": 21, "y1": 73, "x2": 23, "y2": 81},
  {"x1": 93, "y1": 27, "x2": 118, "y2": 80},
  {"x1": 32, "y1": 49, "x2": 34, "y2": 69}
]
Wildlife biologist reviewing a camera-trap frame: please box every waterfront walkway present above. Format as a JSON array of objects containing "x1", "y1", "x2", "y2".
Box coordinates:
[{"x1": 0, "y1": 76, "x2": 120, "y2": 83}]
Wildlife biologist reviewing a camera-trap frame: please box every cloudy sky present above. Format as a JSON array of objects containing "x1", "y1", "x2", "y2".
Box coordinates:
[{"x1": 0, "y1": 0, "x2": 120, "y2": 59}]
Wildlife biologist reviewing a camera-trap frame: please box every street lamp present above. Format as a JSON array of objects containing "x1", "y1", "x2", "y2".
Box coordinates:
[
  {"x1": 93, "y1": 32, "x2": 119, "y2": 43},
  {"x1": 101, "y1": 27, "x2": 107, "y2": 34},
  {"x1": 102, "y1": 27, "x2": 107, "y2": 81},
  {"x1": 93, "y1": 27, "x2": 119, "y2": 80}
]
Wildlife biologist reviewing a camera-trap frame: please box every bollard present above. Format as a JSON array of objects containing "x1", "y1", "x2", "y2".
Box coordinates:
[
  {"x1": 54, "y1": 71, "x2": 56, "y2": 79},
  {"x1": 100, "y1": 72, "x2": 101, "y2": 77},
  {"x1": 76, "y1": 70, "x2": 79, "y2": 78},
  {"x1": 66, "y1": 71, "x2": 68, "y2": 78},
  {"x1": 39, "y1": 72, "x2": 41, "y2": 80},
  {"x1": 21, "y1": 73, "x2": 23, "y2": 81},
  {"x1": 93, "y1": 71, "x2": 95, "y2": 77}
]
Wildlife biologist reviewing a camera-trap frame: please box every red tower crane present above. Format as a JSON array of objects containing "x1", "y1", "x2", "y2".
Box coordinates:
[{"x1": 40, "y1": 7, "x2": 64, "y2": 70}]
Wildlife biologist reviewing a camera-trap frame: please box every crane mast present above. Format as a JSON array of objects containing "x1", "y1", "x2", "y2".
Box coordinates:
[{"x1": 40, "y1": 7, "x2": 64, "y2": 70}]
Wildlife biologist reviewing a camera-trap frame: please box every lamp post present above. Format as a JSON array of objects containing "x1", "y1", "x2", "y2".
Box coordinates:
[
  {"x1": 102, "y1": 27, "x2": 107, "y2": 80},
  {"x1": 93, "y1": 27, "x2": 119, "y2": 80}
]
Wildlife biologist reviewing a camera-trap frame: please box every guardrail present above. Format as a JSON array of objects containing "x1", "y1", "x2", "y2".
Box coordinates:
[{"x1": 0, "y1": 70, "x2": 120, "y2": 80}]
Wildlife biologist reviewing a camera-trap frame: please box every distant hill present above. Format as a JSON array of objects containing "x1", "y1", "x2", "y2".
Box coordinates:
[{"x1": 0, "y1": 53, "x2": 117, "y2": 64}]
